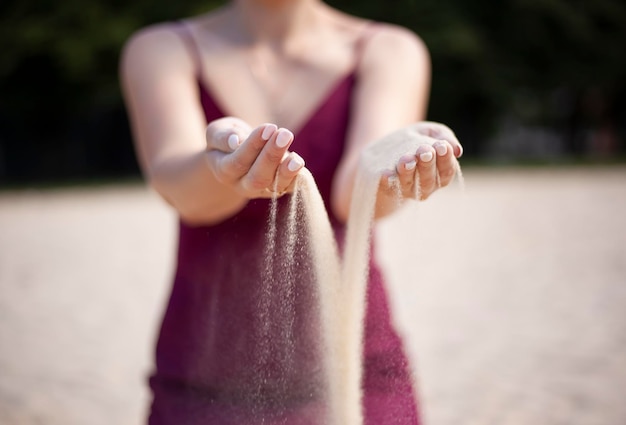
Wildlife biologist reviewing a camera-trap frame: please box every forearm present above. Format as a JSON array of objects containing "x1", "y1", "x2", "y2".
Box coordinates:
[{"x1": 150, "y1": 150, "x2": 248, "y2": 225}]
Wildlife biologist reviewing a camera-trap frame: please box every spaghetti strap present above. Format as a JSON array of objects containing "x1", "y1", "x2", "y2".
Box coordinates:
[
  {"x1": 150, "y1": 17, "x2": 421, "y2": 425},
  {"x1": 173, "y1": 21, "x2": 204, "y2": 76},
  {"x1": 353, "y1": 22, "x2": 381, "y2": 66}
]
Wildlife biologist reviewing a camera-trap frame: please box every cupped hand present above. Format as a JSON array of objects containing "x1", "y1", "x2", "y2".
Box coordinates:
[
  {"x1": 205, "y1": 117, "x2": 305, "y2": 199},
  {"x1": 379, "y1": 121, "x2": 463, "y2": 201}
]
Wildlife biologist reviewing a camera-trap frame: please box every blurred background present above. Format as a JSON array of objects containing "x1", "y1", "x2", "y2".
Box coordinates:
[
  {"x1": 1, "y1": 1, "x2": 625, "y2": 424},
  {"x1": 1, "y1": 0, "x2": 625, "y2": 184}
]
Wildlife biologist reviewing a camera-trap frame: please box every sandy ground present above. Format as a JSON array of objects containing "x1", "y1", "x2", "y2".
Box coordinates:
[{"x1": 0, "y1": 166, "x2": 625, "y2": 425}]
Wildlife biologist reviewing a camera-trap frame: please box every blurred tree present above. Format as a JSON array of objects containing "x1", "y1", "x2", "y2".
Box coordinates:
[
  {"x1": 0, "y1": 0, "x2": 222, "y2": 182},
  {"x1": 0, "y1": 0, "x2": 624, "y2": 183},
  {"x1": 330, "y1": 0, "x2": 626, "y2": 155}
]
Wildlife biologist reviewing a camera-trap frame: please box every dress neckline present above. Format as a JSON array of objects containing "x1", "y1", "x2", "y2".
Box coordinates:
[
  {"x1": 197, "y1": 70, "x2": 356, "y2": 137},
  {"x1": 175, "y1": 20, "x2": 376, "y2": 135}
]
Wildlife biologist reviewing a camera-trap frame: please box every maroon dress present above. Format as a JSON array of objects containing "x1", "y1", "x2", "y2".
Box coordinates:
[{"x1": 147, "y1": 24, "x2": 419, "y2": 425}]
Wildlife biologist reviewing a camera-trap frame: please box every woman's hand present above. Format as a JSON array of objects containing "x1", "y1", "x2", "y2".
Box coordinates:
[
  {"x1": 379, "y1": 122, "x2": 463, "y2": 201},
  {"x1": 205, "y1": 117, "x2": 305, "y2": 199}
]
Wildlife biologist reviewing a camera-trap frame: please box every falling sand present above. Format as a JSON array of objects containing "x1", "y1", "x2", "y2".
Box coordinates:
[{"x1": 260, "y1": 125, "x2": 463, "y2": 425}]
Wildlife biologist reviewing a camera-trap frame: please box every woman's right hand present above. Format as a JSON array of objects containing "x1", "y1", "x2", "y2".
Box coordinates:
[{"x1": 205, "y1": 117, "x2": 305, "y2": 199}]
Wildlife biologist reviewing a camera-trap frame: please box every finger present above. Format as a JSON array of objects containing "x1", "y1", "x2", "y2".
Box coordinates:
[
  {"x1": 396, "y1": 154, "x2": 417, "y2": 199},
  {"x1": 431, "y1": 126, "x2": 463, "y2": 158},
  {"x1": 417, "y1": 122, "x2": 463, "y2": 158},
  {"x1": 433, "y1": 140, "x2": 456, "y2": 188},
  {"x1": 270, "y1": 152, "x2": 305, "y2": 196},
  {"x1": 218, "y1": 123, "x2": 278, "y2": 182},
  {"x1": 415, "y1": 144, "x2": 437, "y2": 200},
  {"x1": 243, "y1": 128, "x2": 294, "y2": 193},
  {"x1": 378, "y1": 169, "x2": 399, "y2": 197},
  {"x1": 205, "y1": 118, "x2": 253, "y2": 153}
]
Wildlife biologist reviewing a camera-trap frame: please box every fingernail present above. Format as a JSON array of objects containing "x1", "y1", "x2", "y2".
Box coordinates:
[
  {"x1": 227, "y1": 134, "x2": 239, "y2": 151},
  {"x1": 456, "y1": 144, "x2": 464, "y2": 158},
  {"x1": 262, "y1": 124, "x2": 277, "y2": 141},
  {"x1": 405, "y1": 160, "x2": 417, "y2": 171},
  {"x1": 276, "y1": 130, "x2": 292, "y2": 148},
  {"x1": 419, "y1": 151, "x2": 433, "y2": 162},
  {"x1": 387, "y1": 175, "x2": 398, "y2": 186},
  {"x1": 287, "y1": 155, "x2": 304, "y2": 172},
  {"x1": 435, "y1": 143, "x2": 447, "y2": 156}
]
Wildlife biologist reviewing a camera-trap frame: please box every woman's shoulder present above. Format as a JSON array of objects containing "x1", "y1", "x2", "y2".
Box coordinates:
[
  {"x1": 121, "y1": 22, "x2": 188, "y2": 70},
  {"x1": 366, "y1": 21, "x2": 429, "y2": 60},
  {"x1": 122, "y1": 5, "x2": 225, "y2": 46},
  {"x1": 120, "y1": 8, "x2": 231, "y2": 74},
  {"x1": 119, "y1": 22, "x2": 193, "y2": 87},
  {"x1": 328, "y1": 6, "x2": 425, "y2": 48},
  {"x1": 327, "y1": 7, "x2": 428, "y2": 64},
  {"x1": 120, "y1": 18, "x2": 210, "y2": 83},
  {"x1": 355, "y1": 21, "x2": 430, "y2": 76}
]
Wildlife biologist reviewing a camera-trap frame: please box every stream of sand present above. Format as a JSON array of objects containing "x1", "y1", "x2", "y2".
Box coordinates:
[{"x1": 261, "y1": 125, "x2": 463, "y2": 424}]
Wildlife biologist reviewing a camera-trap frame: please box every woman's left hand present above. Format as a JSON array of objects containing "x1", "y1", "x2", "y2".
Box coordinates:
[{"x1": 381, "y1": 122, "x2": 463, "y2": 201}]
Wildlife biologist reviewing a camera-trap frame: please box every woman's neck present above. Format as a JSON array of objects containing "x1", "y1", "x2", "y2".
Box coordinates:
[{"x1": 231, "y1": 0, "x2": 326, "y2": 48}]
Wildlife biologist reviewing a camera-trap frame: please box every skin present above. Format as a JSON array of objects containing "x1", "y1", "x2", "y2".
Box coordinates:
[{"x1": 120, "y1": 0, "x2": 462, "y2": 226}]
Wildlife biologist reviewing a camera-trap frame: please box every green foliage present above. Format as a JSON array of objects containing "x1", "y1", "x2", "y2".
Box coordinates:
[
  {"x1": 0, "y1": 0, "x2": 225, "y2": 181},
  {"x1": 330, "y1": 0, "x2": 626, "y2": 152},
  {"x1": 0, "y1": 0, "x2": 624, "y2": 181},
  {"x1": 1, "y1": 0, "x2": 224, "y2": 104}
]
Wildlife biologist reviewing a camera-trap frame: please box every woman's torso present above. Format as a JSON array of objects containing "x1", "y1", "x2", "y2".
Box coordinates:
[
  {"x1": 180, "y1": 5, "x2": 369, "y2": 133},
  {"x1": 154, "y1": 15, "x2": 364, "y2": 392},
  {"x1": 149, "y1": 14, "x2": 419, "y2": 424}
]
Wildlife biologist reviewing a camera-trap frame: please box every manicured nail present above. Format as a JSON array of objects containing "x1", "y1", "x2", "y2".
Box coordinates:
[
  {"x1": 419, "y1": 151, "x2": 433, "y2": 162},
  {"x1": 435, "y1": 143, "x2": 447, "y2": 156},
  {"x1": 261, "y1": 124, "x2": 277, "y2": 141},
  {"x1": 404, "y1": 160, "x2": 417, "y2": 171},
  {"x1": 227, "y1": 134, "x2": 239, "y2": 151},
  {"x1": 287, "y1": 154, "x2": 304, "y2": 172},
  {"x1": 275, "y1": 130, "x2": 292, "y2": 148}
]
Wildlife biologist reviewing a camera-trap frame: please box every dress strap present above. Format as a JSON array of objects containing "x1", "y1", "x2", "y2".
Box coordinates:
[
  {"x1": 173, "y1": 21, "x2": 204, "y2": 76},
  {"x1": 353, "y1": 22, "x2": 381, "y2": 67}
]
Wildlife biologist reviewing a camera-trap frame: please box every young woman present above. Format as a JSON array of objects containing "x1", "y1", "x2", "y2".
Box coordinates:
[{"x1": 120, "y1": 0, "x2": 462, "y2": 423}]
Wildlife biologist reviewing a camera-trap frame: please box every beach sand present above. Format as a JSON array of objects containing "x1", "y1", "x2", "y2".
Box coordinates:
[{"x1": 1, "y1": 166, "x2": 625, "y2": 425}]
